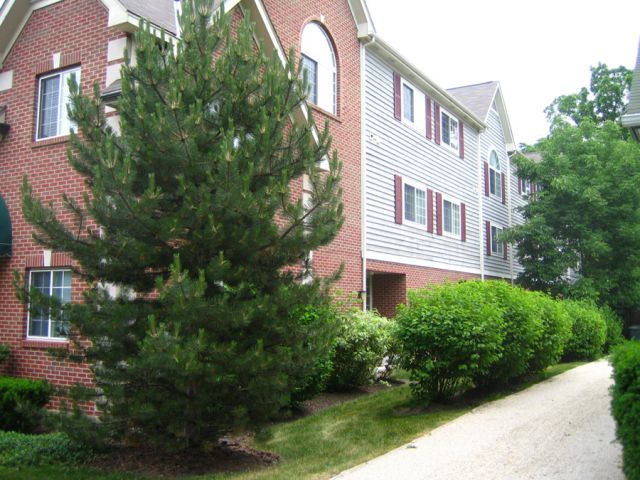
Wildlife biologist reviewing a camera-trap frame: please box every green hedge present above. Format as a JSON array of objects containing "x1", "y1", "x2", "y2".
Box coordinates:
[
  {"x1": 611, "y1": 341, "x2": 640, "y2": 480},
  {"x1": 326, "y1": 310, "x2": 392, "y2": 392},
  {"x1": 562, "y1": 300, "x2": 606, "y2": 361},
  {"x1": 395, "y1": 281, "x2": 505, "y2": 402},
  {"x1": 0, "y1": 377, "x2": 52, "y2": 433},
  {"x1": 0, "y1": 431, "x2": 93, "y2": 466},
  {"x1": 527, "y1": 293, "x2": 572, "y2": 373},
  {"x1": 601, "y1": 306, "x2": 624, "y2": 354}
]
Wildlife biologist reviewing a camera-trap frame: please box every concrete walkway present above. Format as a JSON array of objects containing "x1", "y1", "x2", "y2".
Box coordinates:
[{"x1": 333, "y1": 360, "x2": 623, "y2": 480}]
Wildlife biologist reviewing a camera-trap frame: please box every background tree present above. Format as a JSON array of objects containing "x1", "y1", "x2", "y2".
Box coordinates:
[
  {"x1": 506, "y1": 61, "x2": 640, "y2": 319},
  {"x1": 545, "y1": 63, "x2": 632, "y2": 129},
  {"x1": 19, "y1": 0, "x2": 343, "y2": 450}
]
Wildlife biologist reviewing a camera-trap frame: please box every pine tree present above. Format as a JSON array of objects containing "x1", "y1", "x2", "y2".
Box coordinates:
[{"x1": 20, "y1": 0, "x2": 343, "y2": 449}]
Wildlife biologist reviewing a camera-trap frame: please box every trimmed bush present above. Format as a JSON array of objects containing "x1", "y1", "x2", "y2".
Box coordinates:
[
  {"x1": 601, "y1": 306, "x2": 625, "y2": 354},
  {"x1": 0, "y1": 345, "x2": 9, "y2": 364},
  {"x1": 0, "y1": 377, "x2": 52, "y2": 433},
  {"x1": 527, "y1": 294, "x2": 572, "y2": 373},
  {"x1": 473, "y1": 282, "x2": 544, "y2": 386},
  {"x1": 326, "y1": 310, "x2": 391, "y2": 391},
  {"x1": 562, "y1": 300, "x2": 606, "y2": 361},
  {"x1": 395, "y1": 281, "x2": 505, "y2": 403},
  {"x1": 611, "y1": 341, "x2": 640, "y2": 480},
  {"x1": 0, "y1": 431, "x2": 93, "y2": 466}
]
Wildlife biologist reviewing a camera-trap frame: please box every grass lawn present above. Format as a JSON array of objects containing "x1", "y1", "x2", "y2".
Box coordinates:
[{"x1": 0, "y1": 362, "x2": 584, "y2": 480}]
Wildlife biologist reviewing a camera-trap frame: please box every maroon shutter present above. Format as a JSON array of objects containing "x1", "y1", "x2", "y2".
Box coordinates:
[
  {"x1": 426, "y1": 97, "x2": 432, "y2": 139},
  {"x1": 518, "y1": 177, "x2": 522, "y2": 194},
  {"x1": 503, "y1": 242, "x2": 508, "y2": 260},
  {"x1": 460, "y1": 203, "x2": 466, "y2": 242},
  {"x1": 436, "y1": 192, "x2": 443, "y2": 235},
  {"x1": 486, "y1": 221, "x2": 491, "y2": 256},
  {"x1": 434, "y1": 103, "x2": 441, "y2": 145},
  {"x1": 427, "y1": 188, "x2": 434, "y2": 233},
  {"x1": 459, "y1": 121, "x2": 465, "y2": 159},
  {"x1": 393, "y1": 72, "x2": 402, "y2": 120},
  {"x1": 394, "y1": 175, "x2": 403, "y2": 224},
  {"x1": 501, "y1": 173, "x2": 506, "y2": 204},
  {"x1": 532, "y1": 183, "x2": 537, "y2": 194},
  {"x1": 484, "y1": 162, "x2": 490, "y2": 196}
]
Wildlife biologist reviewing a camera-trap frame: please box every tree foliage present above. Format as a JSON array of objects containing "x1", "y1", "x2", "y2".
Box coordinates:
[
  {"x1": 19, "y1": 0, "x2": 343, "y2": 450},
  {"x1": 545, "y1": 63, "x2": 632, "y2": 128},
  {"x1": 506, "y1": 120, "x2": 640, "y2": 316}
]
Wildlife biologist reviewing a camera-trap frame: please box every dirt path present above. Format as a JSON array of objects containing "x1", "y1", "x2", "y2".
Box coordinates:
[{"x1": 333, "y1": 360, "x2": 623, "y2": 480}]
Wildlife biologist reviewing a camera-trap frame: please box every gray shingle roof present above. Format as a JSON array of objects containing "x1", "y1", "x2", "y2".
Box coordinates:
[
  {"x1": 447, "y1": 81, "x2": 498, "y2": 121},
  {"x1": 624, "y1": 40, "x2": 640, "y2": 117},
  {"x1": 120, "y1": 0, "x2": 176, "y2": 34}
]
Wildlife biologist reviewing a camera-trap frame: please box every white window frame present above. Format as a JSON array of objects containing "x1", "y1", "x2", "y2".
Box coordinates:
[
  {"x1": 440, "y1": 107, "x2": 459, "y2": 152},
  {"x1": 489, "y1": 150, "x2": 502, "y2": 200},
  {"x1": 300, "y1": 22, "x2": 337, "y2": 115},
  {"x1": 490, "y1": 224, "x2": 504, "y2": 256},
  {"x1": 402, "y1": 177, "x2": 428, "y2": 229},
  {"x1": 35, "y1": 67, "x2": 81, "y2": 141},
  {"x1": 442, "y1": 194, "x2": 462, "y2": 240},
  {"x1": 522, "y1": 178, "x2": 531, "y2": 196},
  {"x1": 26, "y1": 268, "x2": 71, "y2": 341},
  {"x1": 400, "y1": 78, "x2": 426, "y2": 133}
]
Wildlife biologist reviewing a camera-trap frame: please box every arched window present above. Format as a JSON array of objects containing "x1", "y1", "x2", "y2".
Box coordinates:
[
  {"x1": 489, "y1": 150, "x2": 502, "y2": 199},
  {"x1": 301, "y1": 22, "x2": 337, "y2": 115}
]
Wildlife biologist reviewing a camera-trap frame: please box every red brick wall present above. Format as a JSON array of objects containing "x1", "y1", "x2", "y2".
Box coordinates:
[
  {"x1": 368, "y1": 259, "x2": 479, "y2": 317},
  {"x1": 0, "y1": 0, "x2": 124, "y2": 414},
  {"x1": 263, "y1": 0, "x2": 364, "y2": 299}
]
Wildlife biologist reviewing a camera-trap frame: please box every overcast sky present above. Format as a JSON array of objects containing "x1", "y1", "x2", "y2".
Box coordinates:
[{"x1": 365, "y1": 0, "x2": 640, "y2": 146}]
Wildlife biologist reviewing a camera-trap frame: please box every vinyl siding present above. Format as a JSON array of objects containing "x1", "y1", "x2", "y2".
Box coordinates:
[{"x1": 364, "y1": 50, "x2": 480, "y2": 273}]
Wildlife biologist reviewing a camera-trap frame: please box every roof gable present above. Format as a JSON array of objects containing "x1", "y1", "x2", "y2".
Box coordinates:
[
  {"x1": 622, "y1": 39, "x2": 640, "y2": 131},
  {"x1": 448, "y1": 81, "x2": 516, "y2": 151}
]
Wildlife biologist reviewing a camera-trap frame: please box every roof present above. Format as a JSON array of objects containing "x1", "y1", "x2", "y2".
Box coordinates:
[
  {"x1": 448, "y1": 81, "x2": 517, "y2": 151},
  {"x1": 622, "y1": 39, "x2": 640, "y2": 134},
  {"x1": 119, "y1": 0, "x2": 176, "y2": 34},
  {"x1": 447, "y1": 81, "x2": 499, "y2": 121}
]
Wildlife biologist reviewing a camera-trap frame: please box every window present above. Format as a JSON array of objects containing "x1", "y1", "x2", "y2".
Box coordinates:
[
  {"x1": 522, "y1": 178, "x2": 531, "y2": 195},
  {"x1": 491, "y1": 225, "x2": 504, "y2": 256},
  {"x1": 443, "y1": 197, "x2": 461, "y2": 238},
  {"x1": 36, "y1": 67, "x2": 80, "y2": 140},
  {"x1": 489, "y1": 151, "x2": 502, "y2": 199},
  {"x1": 301, "y1": 23, "x2": 336, "y2": 114},
  {"x1": 402, "y1": 84, "x2": 414, "y2": 122},
  {"x1": 27, "y1": 269, "x2": 71, "y2": 339},
  {"x1": 400, "y1": 78, "x2": 425, "y2": 131},
  {"x1": 441, "y1": 109, "x2": 459, "y2": 151},
  {"x1": 404, "y1": 182, "x2": 426, "y2": 226},
  {"x1": 301, "y1": 55, "x2": 318, "y2": 104}
]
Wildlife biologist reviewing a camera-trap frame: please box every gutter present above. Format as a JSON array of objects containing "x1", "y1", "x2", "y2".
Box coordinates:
[{"x1": 477, "y1": 131, "x2": 485, "y2": 280}]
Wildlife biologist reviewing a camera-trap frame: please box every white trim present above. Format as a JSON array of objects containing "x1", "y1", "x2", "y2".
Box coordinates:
[
  {"x1": 488, "y1": 148, "x2": 502, "y2": 201},
  {"x1": 107, "y1": 37, "x2": 127, "y2": 62},
  {"x1": 0, "y1": 69, "x2": 12, "y2": 91},
  {"x1": 489, "y1": 222, "x2": 505, "y2": 256},
  {"x1": 477, "y1": 131, "x2": 485, "y2": 280},
  {"x1": 35, "y1": 66, "x2": 81, "y2": 141},
  {"x1": 360, "y1": 40, "x2": 368, "y2": 310},
  {"x1": 366, "y1": 250, "x2": 482, "y2": 275}
]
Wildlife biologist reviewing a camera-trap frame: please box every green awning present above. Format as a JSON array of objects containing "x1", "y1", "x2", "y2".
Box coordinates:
[{"x1": 0, "y1": 194, "x2": 11, "y2": 257}]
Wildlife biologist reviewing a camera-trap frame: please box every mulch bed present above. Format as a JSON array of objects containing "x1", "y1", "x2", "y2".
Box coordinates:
[{"x1": 87, "y1": 382, "x2": 400, "y2": 477}]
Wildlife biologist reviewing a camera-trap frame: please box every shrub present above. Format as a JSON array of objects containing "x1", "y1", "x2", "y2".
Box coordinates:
[
  {"x1": 601, "y1": 306, "x2": 625, "y2": 354},
  {"x1": 562, "y1": 300, "x2": 606, "y2": 361},
  {"x1": 326, "y1": 310, "x2": 391, "y2": 391},
  {"x1": 0, "y1": 377, "x2": 52, "y2": 433},
  {"x1": 611, "y1": 341, "x2": 640, "y2": 480},
  {"x1": 290, "y1": 303, "x2": 339, "y2": 405},
  {"x1": 395, "y1": 281, "x2": 504, "y2": 403},
  {"x1": 0, "y1": 431, "x2": 93, "y2": 467},
  {"x1": 473, "y1": 282, "x2": 544, "y2": 386},
  {"x1": 527, "y1": 294, "x2": 572, "y2": 373},
  {"x1": 0, "y1": 345, "x2": 9, "y2": 364}
]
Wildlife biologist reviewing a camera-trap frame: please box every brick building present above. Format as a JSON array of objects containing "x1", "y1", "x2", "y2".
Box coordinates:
[{"x1": 0, "y1": 0, "x2": 524, "y2": 394}]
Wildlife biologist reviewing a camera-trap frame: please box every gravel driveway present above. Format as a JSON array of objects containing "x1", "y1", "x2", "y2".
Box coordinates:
[{"x1": 333, "y1": 360, "x2": 623, "y2": 480}]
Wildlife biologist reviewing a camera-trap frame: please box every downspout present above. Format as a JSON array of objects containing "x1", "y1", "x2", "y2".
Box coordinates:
[
  {"x1": 360, "y1": 35, "x2": 375, "y2": 309},
  {"x1": 506, "y1": 150, "x2": 514, "y2": 284},
  {"x1": 477, "y1": 131, "x2": 485, "y2": 280}
]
